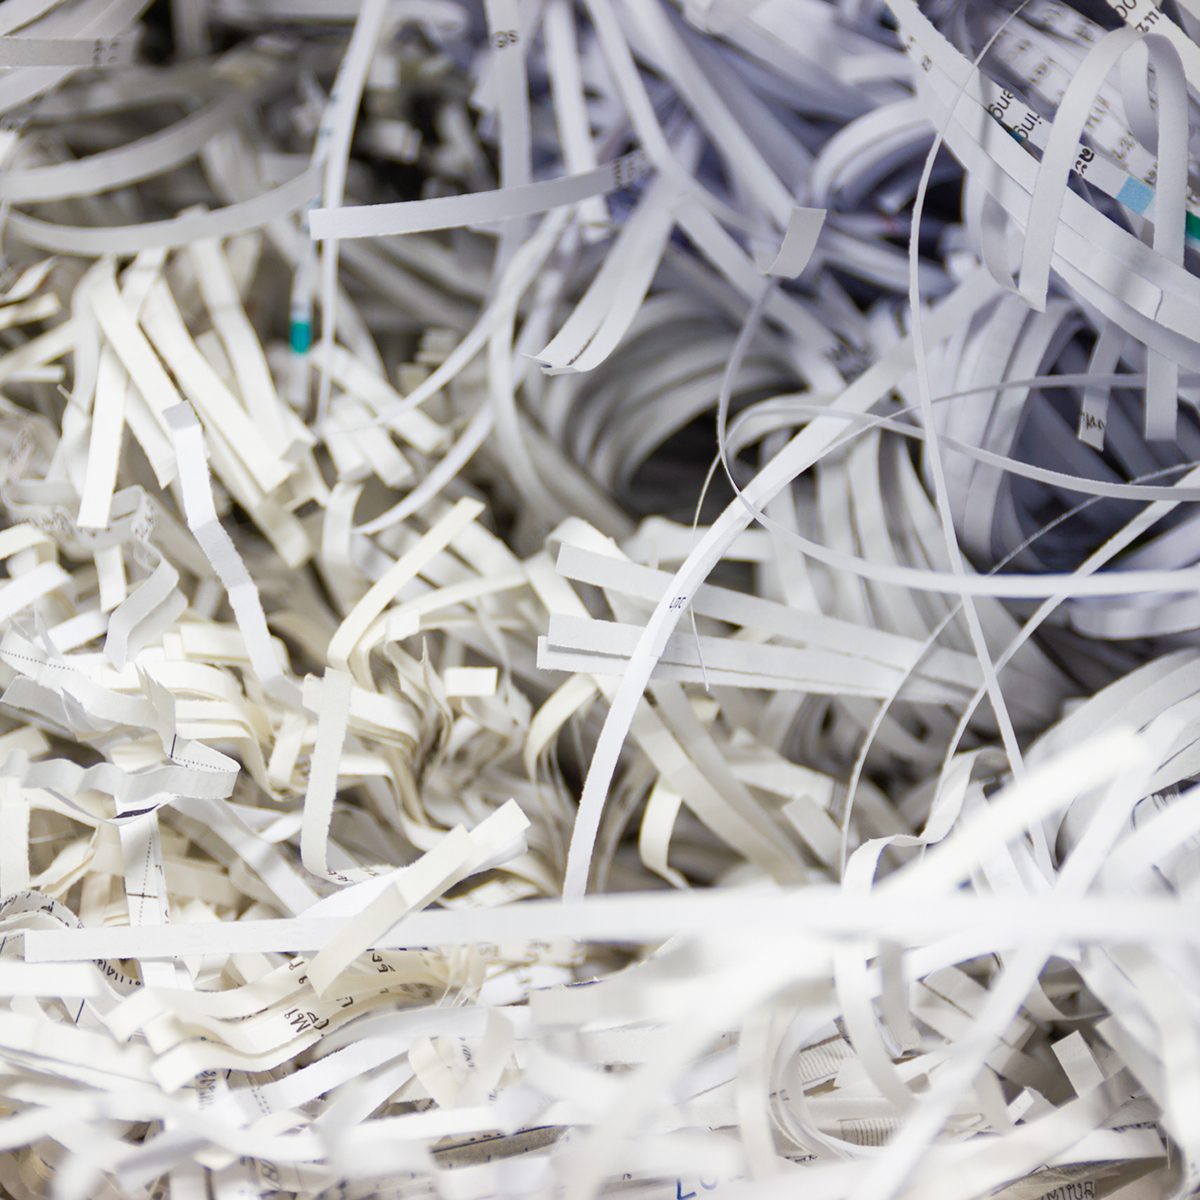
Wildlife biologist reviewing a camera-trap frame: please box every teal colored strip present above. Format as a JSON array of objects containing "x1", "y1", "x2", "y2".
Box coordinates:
[
  {"x1": 1114, "y1": 175, "x2": 1200, "y2": 242},
  {"x1": 289, "y1": 319, "x2": 312, "y2": 354}
]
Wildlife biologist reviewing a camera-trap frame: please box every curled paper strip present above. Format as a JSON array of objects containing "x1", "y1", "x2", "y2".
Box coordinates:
[{"x1": 0, "y1": 1, "x2": 1196, "y2": 1199}]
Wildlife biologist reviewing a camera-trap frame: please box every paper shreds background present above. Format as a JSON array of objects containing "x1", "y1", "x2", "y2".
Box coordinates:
[{"x1": 1, "y1": 0, "x2": 1200, "y2": 1195}]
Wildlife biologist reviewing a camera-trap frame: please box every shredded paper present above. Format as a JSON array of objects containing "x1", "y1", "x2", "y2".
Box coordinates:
[{"x1": 0, "y1": 0, "x2": 1196, "y2": 1196}]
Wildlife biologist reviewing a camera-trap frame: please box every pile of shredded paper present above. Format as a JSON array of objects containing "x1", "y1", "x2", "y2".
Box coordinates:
[{"x1": 0, "y1": 0, "x2": 1198, "y2": 1196}]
